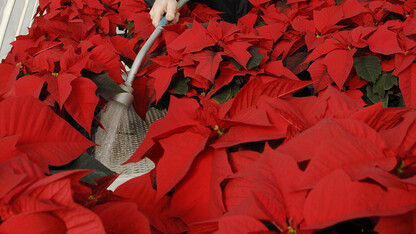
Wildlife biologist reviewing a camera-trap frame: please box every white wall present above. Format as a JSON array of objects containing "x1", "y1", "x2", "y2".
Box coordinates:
[{"x1": 0, "y1": 0, "x2": 39, "y2": 60}]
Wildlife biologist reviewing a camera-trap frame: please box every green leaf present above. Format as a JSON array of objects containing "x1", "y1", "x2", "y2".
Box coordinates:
[
  {"x1": 173, "y1": 78, "x2": 189, "y2": 95},
  {"x1": 285, "y1": 52, "x2": 309, "y2": 74},
  {"x1": 247, "y1": 48, "x2": 264, "y2": 70},
  {"x1": 126, "y1": 21, "x2": 134, "y2": 31},
  {"x1": 353, "y1": 55, "x2": 382, "y2": 82},
  {"x1": 254, "y1": 21, "x2": 266, "y2": 28},
  {"x1": 49, "y1": 153, "x2": 115, "y2": 184},
  {"x1": 230, "y1": 58, "x2": 242, "y2": 70},
  {"x1": 372, "y1": 78, "x2": 386, "y2": 96},
  {"x1": 380, "y1": 72, "x2": 398, "y2": 90},
  {"x1": 212, "y1": 85, "x2": 240, "y2": 104},
  {"x1": 366, "y1": 85, "x2": 389, "y2": 107},
  {"x1": 381, "y1": 93, "x2": 389, "y2": 107},
  {"x1": 89, "y1": 73, "x2": 125, "y2": 100}
]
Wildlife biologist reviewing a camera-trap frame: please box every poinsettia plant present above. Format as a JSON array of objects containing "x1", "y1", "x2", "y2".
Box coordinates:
[{"x1": 1, "y1": 0, "x2": 416, "y2": 233}]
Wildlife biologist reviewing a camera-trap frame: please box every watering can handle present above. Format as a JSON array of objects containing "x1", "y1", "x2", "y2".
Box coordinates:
[{"x1": 125, "y1": 0, "x2": 190, "y2": 86}]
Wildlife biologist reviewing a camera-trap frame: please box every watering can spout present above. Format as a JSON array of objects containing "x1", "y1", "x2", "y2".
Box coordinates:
[{"x1": 113, "y1": 84, "x2": 134, "y2": 107}]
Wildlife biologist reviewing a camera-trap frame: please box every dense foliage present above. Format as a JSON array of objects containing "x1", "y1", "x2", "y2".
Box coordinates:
[{"x1": 1, "y1": 0, "x2": 416, "y2": 233}]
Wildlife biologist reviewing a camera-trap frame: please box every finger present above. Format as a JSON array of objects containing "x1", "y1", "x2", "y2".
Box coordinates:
[
  {"x1": 151, "y1": 5, "x2": 164, "y2": 27},
  {"x1": 173, "y1": 12, "x2": 180, "y2": 24},
  {"x1": 149, "y1": 8, "x2": 154, "y2": 19},
  {"x1": 165, "y1": 0, "x2": 177, "y2": 21}
]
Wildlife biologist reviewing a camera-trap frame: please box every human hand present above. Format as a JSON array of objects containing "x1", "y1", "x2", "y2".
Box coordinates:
[{"x1": 149, "y1": 0, "x2": 180, "y2": 27}]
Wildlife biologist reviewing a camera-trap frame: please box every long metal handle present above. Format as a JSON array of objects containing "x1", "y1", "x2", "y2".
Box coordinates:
[{"x1": 125, "y1": 0, "x2": 189, "y2": 86}]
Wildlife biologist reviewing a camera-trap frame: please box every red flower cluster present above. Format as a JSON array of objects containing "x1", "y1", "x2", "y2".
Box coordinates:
[
  {"x1": 125, "y1": 82, "x2": 416, "y2": 232},
  {"x1": 1, "y1": 0, "x2": 416, "y2": 233},
  {"x1": 0, "y1": 0, "x2": 154, "y2": 232},
  {"x1": 122, "y1": 0, "x2": 416, "y2": 232}
]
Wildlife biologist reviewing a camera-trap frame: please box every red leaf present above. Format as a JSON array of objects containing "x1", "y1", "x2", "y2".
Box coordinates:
[
  {"x1": 191, "y1": 4, "x2": 222, "y2": 22},
  {"x1": 229, "y1": 78, "x2": 263, "y2": 116},
  {"x1": 259, "y1": 96, "x2": 307, "y2": 130},
  {"x1": 393, "y1": 53, "x2": 415, "y2": 76},
  {"x1": 375, "y1": 211, "x2": 416, "y2": 234},
  {"x1": 349, "y1": 26, "x2": 377, "y2": 48},
  {"x1": 313, "y1": 5, "x2": 344, "y2": 34},
  {"x1": 2, "y1": 171, "x2": 104, "y2": 233},
  {"x1": 404, "y1": 15, "x2": 416, "y2": 36},
  {"x1": 150, "y1": 66, "x2": 177, "y2": 102},
  {"x1": 257, "y1": 23, "x2": 286, "y2": 42},
  {"x1": 343, "y1": 89, "x2": 366, "y2": 107},
  {"x1": 211, "y1": 124, "x2": 286, "y2": 149},
  {"x1": 0, "y1": 165, "x2": 25, "y2": 199},
  {"x1": 216, "y1": 215, "x2": 269, "y2": 234},
  {"x1": 26, "y1": 170, "x2": 92, "y2": 199},
  {"x1": 110, "y1": 36, "x2": 138, "y2": 60},
  {"x1": 304, "y1": 170, "x2": 416, "y2": 229},
  {"x1": 168, "y1": 21, "x2": 216, "y2": 53},
  {"x1": 261, "y1": 77, "x2": 312, "y2": 99},
  {"x1": 305, "y1": 40, "x2": 340, "y2": 63},
  {"x1": 308, "y1": 59, "x2": 332, "y2": 93},
  {"x1": 188, "y1": 221, "x2": 219, "y2": 233},
  {"x1": 229, "y1": 77, "x2": 310, "y2": 117},
  {"x1": 0, "y1": 63, "x2": 18, "y2": 97},
  {"x1": 169, "y1": 148, "x2": 232, "y2": 224},
  {"x1": 398, "y1": 63, "x2": 416, "y2": 107},
  {"x1": 222, "y1": 42, "x2": 252, "y2": 69},
  {"x1": 60, "y1": 47, "x2": 90, "y2": 76},
  {"x1": 132, "y1": 76, "x2": 155, "y2": 120},
  {"x1": 0, "y1": 212, "x2": 67, "y2": 234},
  {"x1": 193, "y1": 50, "x2": 223, "y2": 82},
  {"x1": 35, "y1": 18, "x2": 72, "y2": 38},
  {"x1": 0, "y1": 157, "x2": 44, "y2": 203},
  {"x1": 285, "y1": 52, "x2": 309, "y2": 75},
  {"x1": 379, "y1": 112, "x2": 416, "y2": 158},
  {"x1": 53, "y1": 203, "x2": 106, "y2": 233},
  {"x1": 285, "y1": 96, "x2": 326, "y2": 126},
  {"x1": 367, "y1": 25, "x2": 403, "y2": 55},
  {"x1": 351, "y1": 102, "x2": 410, "y2": 131},
  {"x1": 278, "y1": 118, "x2": 391, "y2": 164},
  {"x1": 297, "y1": 124, "x2": 396, "y2": 189},
  {"x1": 358, "y1": 167, "x2": 407, "y2": 190},
  {"x1": 0, "y1": 96, "x2": 94, "y2": 172},
  {"x1": 43, "y1": 73, "x2": 77, "y2": 107},
  {"x1": 88, "y1": 45, "x2": 124, "y2": 84},
  {"x1": 226, "y1": 106, "x2": 272, "y2": 127},
  {"x1": 209, "y1": 64, "x2": 245, "y2": 96},
  {"x1": 93, "y1": 202, "x2": 151, "y2": 234},
  {"x1": 291, "y1": 17, "x2": 314, "y2": 37},
  {"x1": 223, "y1": 147, "x2": 306, "y2": 230},
  {"x1": 263, "y1": 60, "x2": 299, "y2": 80},
  {"x1": 341, "y1": 0, "x2": 369, "y2": 19},
  {"x1": 64, "y1": 77, "x2": 99, "y2": 134},
  {"x1": 228, "y1": 150, "x2": 261, "y2": 173},
  {"x1": 206, "y1": 19, "x2": 240, "y2": 42},
  {"x1": 288, "y1": 86, "x2": 362, "y2": 126},
  {"x1": 321, "y1": 86, "x2": 363, "y2": 118},
  {"x1": 249, "y1": 0, "x2": 272, "y2": 5},
  {"x1": 127, "y1": 97, "x2": 201, "y2": 164},
  {"x1": 0, "y1": 195, "x2": 58, "y2": 220},
  {"x1": 0, "y1": 135, "x2": 25, "y2": 162},
  {"x1": 156, "y1": 130, "x2": 210, "y2": 200},
  {"x1": 14, "y1": 75, "x2": 45, "y2": 98},
  {"x1": 114, "y1": 173, "x2": 188, "y2": 233},
  {"x1": 322, "y1": 49, "x2": 356, "y2": 89},
  {"x1": 214, "y1": 96, "x2": 307, "y2": 149}
]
